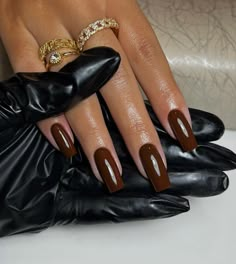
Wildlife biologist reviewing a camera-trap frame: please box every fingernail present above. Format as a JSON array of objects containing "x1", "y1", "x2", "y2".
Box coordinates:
[
  {"x1": 139, "y1": 143, "x2": 170, "y2": 192},
  {"x1": 51, "y1": 123, "x2": 77, "y2": 158},
  {"x1": 168, "y1": 109, "x2": 198, "y2": 152},
  {"x1": 94, "y1": 148, "x2": 124, "y2": 193},
  {"x1": 222, "y1": 175, "x2": 229, "y2": 190}
]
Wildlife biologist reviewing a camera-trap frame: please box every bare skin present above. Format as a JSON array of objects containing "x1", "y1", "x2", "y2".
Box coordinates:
[{"x1": 0, "y1": 0, "x2": 193, "y2": 188}]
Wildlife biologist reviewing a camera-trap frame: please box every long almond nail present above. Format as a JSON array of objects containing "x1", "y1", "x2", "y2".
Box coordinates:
[
  {"x1": 51, "y1": 123, "x2": 77, "y2": 158},
  {"x1": 168, "y1": 109, "x2": 197, "y2": 152},
  {"x1": 94, "y1": 148, "x2": 124, "y2": 193},
  {"x1": 139, "y1": 144, "x2": 170, "y2": 192}
]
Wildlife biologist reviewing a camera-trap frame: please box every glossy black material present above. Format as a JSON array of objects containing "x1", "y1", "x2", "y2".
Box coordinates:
[
  {"x1": 145, "y1": 101, "x2": 225, "y2": 142},
  {"x1": 0, "y1": 124, "x2": 189, "y2": 237},
  {"x1": 0, "y1": 57, "x2": 236, "y2": 237},
  {"x1": 0, "y1": 106, "x2": 235, "y2": 237},
  {"x1": 0, "y1": 47, "x2": 120, "y2": 131}
]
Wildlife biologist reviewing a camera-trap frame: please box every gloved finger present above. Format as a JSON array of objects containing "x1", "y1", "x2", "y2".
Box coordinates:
[
  {"x1": 54, "y1": 186, "x2": 189, "y2": 224},
  {"x1": 120, "y1": 166, "x2": 229, "y2": 197},
  {"x1": 167, "y1": 170, "x2": 229, "y2": 197},
  {"x1": 162, "y1": 136, "x2": 236, "y2": 171},
  {"x1": 60, "y1": 154, "x2": 229, "y2": 198},
  {"x1": 145, "y1": 101, "x2": 225, "y2": 143},
  {"x1": 0, "y1": 48, "x2": 120, "y2": 132}
]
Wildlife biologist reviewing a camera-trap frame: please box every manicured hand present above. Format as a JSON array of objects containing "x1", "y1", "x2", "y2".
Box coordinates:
[{"x1": 0, "y1": 0, "x2": 197, "y2": 193}]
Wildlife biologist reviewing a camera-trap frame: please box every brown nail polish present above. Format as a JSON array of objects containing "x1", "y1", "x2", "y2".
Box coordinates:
[
  {"x1": 94, "y1": 148, "x2": 124, "y2": 193},
  {"x1": 168, "y1": 109, "x2": 198, "y2": 152},
  {"x1": 51, "y1": 123, "x2": 77, "y2": 158},
  {"x1": 139, "y1": 144, "x2": 170, "y2": 192}
]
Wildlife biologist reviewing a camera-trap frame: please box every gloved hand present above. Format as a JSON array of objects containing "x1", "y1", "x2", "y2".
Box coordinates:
[{"x1": 0, "y1": 50, "x2": 235, "y2": 237}]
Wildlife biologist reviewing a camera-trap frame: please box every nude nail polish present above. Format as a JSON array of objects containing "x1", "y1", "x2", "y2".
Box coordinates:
[
  {"x1": 94, "y1": 148, "x2": 124, "y2": 193},
  {"x1": 51, "y1": 123, "x2": 77, "y2": 158},
  {"x1": 168, "y1": 109, "x2": 198, "y2": 152},
  {"x1": 139, "y1": 144, "x2": 170, "y2": 192}
]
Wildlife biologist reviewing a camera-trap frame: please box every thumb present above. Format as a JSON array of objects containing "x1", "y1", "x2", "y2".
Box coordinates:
[{"x1": 0, "y1": 47, "x2": 120, "y2": 131}]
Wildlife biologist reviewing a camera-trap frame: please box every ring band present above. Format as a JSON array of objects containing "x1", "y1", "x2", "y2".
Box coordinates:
[
  {"x1": 39, "y1": 39, "x2": 78, "y2": 62},
  {"x1": 45, "y1": 50, "x2": 79, "y2": 71},
  {"x1": 77, "y1": 18, "x2": 119, "y2": 52}
]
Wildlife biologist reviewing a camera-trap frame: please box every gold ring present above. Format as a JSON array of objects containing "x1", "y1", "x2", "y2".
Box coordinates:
[
  {"x1": 77, "y1": 18, "x2": 119, "y2": 52},
  {"x1": 45, "y1": 50, "x2": 79, "y2": 71},
  {"x1": 39, "y1": 38, "x2": 78, "y2": 63}
]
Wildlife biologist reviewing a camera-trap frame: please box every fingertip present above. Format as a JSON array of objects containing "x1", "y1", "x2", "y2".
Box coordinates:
[
  {"x1": 93, "y1": 147, "x2": 124, "y2": 193},
  {"x1": 167, "y1": 108, "x2": 198, "y2": 152},
  {"x1": 37, "y1": 115, "x2": 76, "y2": 158},
  {"x1": 137, "y1": 142, "x2": 170, "y2": 192}
]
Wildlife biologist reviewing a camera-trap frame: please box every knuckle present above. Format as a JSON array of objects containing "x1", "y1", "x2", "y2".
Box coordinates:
[
  {"x1": 127, "y1": 119, "x2": 149, "y2": 136},
  {"x1": 86, "y1": 127, "x2": 101, "y2": 138},
  {"x1": 109, "y1": 63, "x2": 130, "y2": 88},
  {"x1": 82, "y1": 127, "x2": 107, "y2": 147},
  {"x1": 134, "y1": 36, "x2": 155, "y2": 63}
]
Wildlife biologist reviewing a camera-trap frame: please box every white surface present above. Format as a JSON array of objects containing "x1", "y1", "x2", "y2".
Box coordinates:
[{"x1": 0, "y1": 131, "x2": 236, "y2": 264}]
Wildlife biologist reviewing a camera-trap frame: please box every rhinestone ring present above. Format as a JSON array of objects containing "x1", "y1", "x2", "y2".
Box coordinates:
[
  {"x1": 39, "y1": 38, "x2": 79, "y2": 68},
  {"x1": 45, "y1": 50, "x2": 79, "y2": 71},
  {"x1": 77, "y1": 18, "x2": 119, "y2": 52}
]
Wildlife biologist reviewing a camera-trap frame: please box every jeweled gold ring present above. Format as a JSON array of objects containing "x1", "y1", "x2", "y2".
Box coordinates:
[
  {"x1": 45, "y1": 50, "x2": 79, "y2": 71},
  {"x1": 39, "y1": 38, "x2": 78, "y2": 63},
  {"x1": 77, "y1": 18, "x2": 119, "y2": 52}
]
